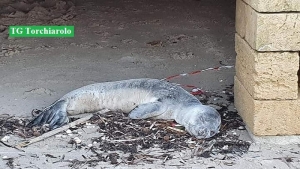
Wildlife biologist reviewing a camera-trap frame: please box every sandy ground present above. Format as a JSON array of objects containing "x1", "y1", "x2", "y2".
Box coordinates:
[{"x1": 0, "y1": 0, "x2": 299, "y2": 168}]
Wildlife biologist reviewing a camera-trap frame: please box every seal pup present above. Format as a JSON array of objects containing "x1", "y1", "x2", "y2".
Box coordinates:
[{"x1": 27, "y1": 78, "x2": 221, "y2": 138}]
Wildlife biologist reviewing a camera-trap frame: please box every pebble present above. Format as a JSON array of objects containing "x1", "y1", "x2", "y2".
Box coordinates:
[
  {"x1": 192, "y1": 88, "x2": 200, "y2": 92},
  {"x1": 66, "y1": 129, "x2": 72, "y2": 134},
  {"x1": 101, "y1": 136, "x2": 106, "y2": 140},
  {"x1": 222, "y1": 145, "x2": 229, "y2": 150},
  {"x1": 238, "y1": 126, "x2": 245, "y2": 130},
  {"x1": 163, "y1": 135, "x2": 170, "y2": 141},
  {"x1": 2, "y1": 156, "x2": 9, "y2": 160},
  {"x1": 73, "y1": 137, "x2": 82, "y2": 144},
  {"x1": 1, "y1": 136, "x2": 10, "y2": 142},
  {"x1": 86, "y1": 125, "x2": 95, "y2": 129},
  {"x1": 85, "y1": 122, "x2": 96, "y2": 128},
  {"x1": 88, "y1": 144, "x2": 93, "y2": 147},
  {"x1": 225, "y1": 139, "x2": 231, "y2": 142}
]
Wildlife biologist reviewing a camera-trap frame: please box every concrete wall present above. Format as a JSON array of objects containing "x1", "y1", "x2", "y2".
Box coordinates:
[{"x1": 234, "y1": 0, "x2": 300, "y2": 135}]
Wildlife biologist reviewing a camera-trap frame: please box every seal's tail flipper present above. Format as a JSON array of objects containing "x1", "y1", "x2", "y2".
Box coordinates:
[
  {"x1": 27, "y1": 100, "x2": 69, "y2": 130},
  {"x1": 128, "y1": 102, "x2": 164, "y2": 119}
]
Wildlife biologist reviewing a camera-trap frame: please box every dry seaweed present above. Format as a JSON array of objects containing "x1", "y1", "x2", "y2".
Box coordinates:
[{"x1": 0, "y1": 85, "x2": 250, "y2": 167}]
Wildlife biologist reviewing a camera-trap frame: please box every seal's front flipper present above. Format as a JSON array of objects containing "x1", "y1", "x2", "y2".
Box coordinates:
[{"x1": 128, "y1": 102, "x2": 165, "y2": 119}]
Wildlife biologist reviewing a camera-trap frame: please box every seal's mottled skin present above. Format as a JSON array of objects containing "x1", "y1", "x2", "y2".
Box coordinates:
[{"x1": 27, "y1": 78, "x2": 221, "y2": 138}]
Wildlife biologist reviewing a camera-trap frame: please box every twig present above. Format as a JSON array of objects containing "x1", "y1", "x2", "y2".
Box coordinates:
[
  {"x1": 108, "y1": 138, "x2": 142, "y2": 143},
  {"x1": 163, "y1": 155, "x2": 168, "y2": 163},
  {"x1": 191, "y1": 143, "x2": 201, "y2": 158},
  {"x1": 274, "y1": 157, "x2": 295, "y2": 169},
  {"x1": 193, "y1": 140, "x2": 216, "y2": 157},
  {"x1": 53, "y1": 155, "x2": 65, "y2": 163},
  {"x1": 179, "y1": 153, "x2": 186, "y2": 164},
  {"x1": 16, "y1": 114, "x2": 93, "y2": 148},
  {"x1": 149, "y1": 121, "x2": 156, "y2": 130},
  {"x1": 166, "y1": 126, "x2": 186, "y2": 133},
  {"x1": 0, "y1": 115, "x2": 15, "y2": 128},
  {"x1": 0, "y1": 140, "x2": 25, "y2": 152}
]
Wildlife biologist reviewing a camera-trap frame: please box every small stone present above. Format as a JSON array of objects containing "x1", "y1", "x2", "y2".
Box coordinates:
[
  {"x1": 33, "y1": 131, "x2": 41, "y2": 137},
  {"x1": 1, "y1": 136, "x2": 10, "y2": 142},
  {"x1": 222, "y1": 145, "x2": 229, "y2": 150},
  {"x1": 192, "y1": 88, "x2": 200, "y2": 92},
  {"x1": 163, "y1": 135, "x2": 170, "y2": 141},
  {"x1": 2, "y1": 156, "x2": 9, "y2": 160},
  {"x1": 142, "y1": 128, "x2": 150, "y2": 133},
  {"x1": 73, "y1": 137, "x2": 82, "y2": 144},
  {"x1": 93, "y1": 141, "x2": 98, "y2": 145},
  {"x1": 86, "y1": 125, "x2": 95, "y2": 129},
  {"x1": 72, "y1": 130, "x2": 78, "y2": 134},
  {"x1": 225, "y1": 139, "x2": 231, "y2": 142},
  {"x1": 88, "y1": 144, "x2": 93, "y2": 147},
  {"x1": 238, "y1": 126, "x2": 245, "y2": 130},
  {"x1": 18, "y1": 119, "x2": 25, "y2": 125},
  {"x1": 66, "y1": 129, "x2": 72, "y2": 134},
  {"x1": 223, "y1": 161, "x2": 235, "y2": 166},
  {"x1": 85, "y1": 122, "x2": 95, "y2": 128}
]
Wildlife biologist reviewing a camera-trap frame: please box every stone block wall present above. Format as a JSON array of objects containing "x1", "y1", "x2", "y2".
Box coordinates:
[{"x1": 234, "y1": 0, "x2": 300, "y2": 135}]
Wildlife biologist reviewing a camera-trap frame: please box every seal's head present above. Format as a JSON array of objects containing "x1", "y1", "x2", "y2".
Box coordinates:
[{"x1": 184, "y1": 105, "x2": 221, "y2": 139}]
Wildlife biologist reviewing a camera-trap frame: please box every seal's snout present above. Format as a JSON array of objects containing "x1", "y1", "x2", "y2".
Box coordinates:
[{"x1": 185, "y1": 105, "x2": 221, "y2": 139}]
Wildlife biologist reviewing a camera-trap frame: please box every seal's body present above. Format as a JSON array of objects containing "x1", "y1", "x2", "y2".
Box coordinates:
[{"x1": 27, "y1": 78, "x2": 221, "y2": 138}]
